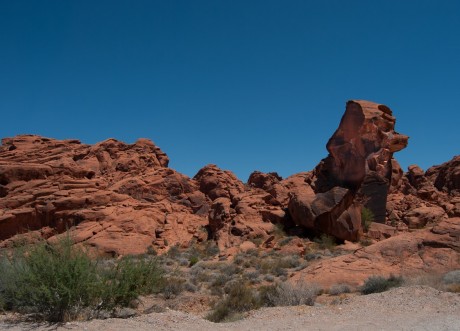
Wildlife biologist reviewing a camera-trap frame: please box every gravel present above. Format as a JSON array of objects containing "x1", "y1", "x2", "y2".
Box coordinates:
[{"x1": 1, "y1": 286, "x2": 459, "y2": 331}]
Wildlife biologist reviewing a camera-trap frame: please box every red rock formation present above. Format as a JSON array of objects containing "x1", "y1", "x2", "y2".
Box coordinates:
[
  {"x1": 427, "y1": 155, "x2": 460, "y2": 195},
  {"x1": 0, "y1": 135, "x2": 207, "y2": 256},
  {"x1": 287, "y1": 100, "x2": 408, "y2": 241},
  {"x1": 1, "y1": 99, "x2": 459, "y2": 287},
  {"x1": 297, "y1": 218, "x2": 460, "y2": 287},
  {"x1": 313, "y1": 100, "x2": 408, "y2": 222}
]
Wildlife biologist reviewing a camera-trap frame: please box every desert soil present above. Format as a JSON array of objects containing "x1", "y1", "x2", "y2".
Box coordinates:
[{"x1": 1, "y1": 286, "x2": 459, "y2": 331}]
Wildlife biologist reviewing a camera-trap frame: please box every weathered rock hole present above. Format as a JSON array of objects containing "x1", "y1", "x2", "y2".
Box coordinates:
[
  {"x1": 231, "y1": 227, "x2": 243, "y2": 236},
  {"x1": 0, "y1": 177, "x2": 9, "y2": 186},
  {"x1": 73, "y1": 153, "x2": 88, "y2": 161},
  {"x1": 0, "y1": 185, "x2": 8, "y2": 197}
]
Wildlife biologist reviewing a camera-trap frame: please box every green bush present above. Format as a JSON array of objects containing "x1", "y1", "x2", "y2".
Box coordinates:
[
  {"x1": 360, "y1": 275, "x2": 403, "y2": 295},
  {"x1": 0, "y1": 235, "x2": 165, "y2": 322},
  {"x1": 189, "y1": 255, "x2": 200, "y2": 267},
  {"x1": 361, "y1": 207, "x2": 374, "y2": 232},
  {"x1": 0, "y1": 236, "x2": 100, "y2": 321},
  {"x1": 314, "y1": 234, "x2": 336, "y2": 250},
  {"x1": 101, "y1": 255, "x2": 165, "y2": 308}
]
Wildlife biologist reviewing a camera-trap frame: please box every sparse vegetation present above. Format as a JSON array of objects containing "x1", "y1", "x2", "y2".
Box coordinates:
[
  {"x1": 359, "y1": 237, "x2": 373, "y2": 247},
  {"x1": 314, "y1": 234, "x2": 336, "y2": 250},
  {"x1": 2, "y1": 231, "x2": 459, "y2": 327},
  {"x1": 258, "y1": 281, "x2": 320, "y2": 307},
  {"x1": 206, "y1": 279, "x2": 320, "y2": 323},
  {"x1": 0, "y1": 235, "x2": 165, "y2": 322},
  {"x1": 442, "y1": 270, "x2": 460, "y2": 292},
  {"x1": 272, "y1": 223, "x2": 288, "y2": 239},
  {"x1": 360, "y1": 275, "x2": 403, "y2": 295},
  {"x1": 361, "y1": 207, "x2": 374, "y2": 232},
  {"x1": 329, "y1": 283, "x2": 351, "y2": 295},
  {"x1": 206, "y1": 282, "x2": 259, "y2": 322}
]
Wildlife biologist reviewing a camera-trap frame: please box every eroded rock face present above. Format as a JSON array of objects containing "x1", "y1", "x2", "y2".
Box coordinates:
[
  {"x1": 313, "y1": 100, "x2": 408, "y2": 223},
  {"x1": 194, "y1": 164, "x2": 245, "y2": 201},
  {"x1": 427, "y1": 156, "x2": 460, "y2": 195},
  {"x1": 287, "y1": 100, "x2": 408, "y2": 241},
  {"x1": 297, "y1": 218, "x2": 460, "y2": 287},
  {"x1": 0, "y1": 136, "x2": 290, "y2": 254},
  {"x1": 0, "y1": 135, "x2": 208, "y2": 256}
]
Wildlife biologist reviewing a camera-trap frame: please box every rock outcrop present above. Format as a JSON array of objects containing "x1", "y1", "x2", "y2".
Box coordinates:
[
  {"x1": 1, "y1": 99, "x2": 459, "y2": 286},
  {"x1": 0, "y1": 135, "x2": 209, "y2": 256},
  {"x1": 287, "y1": 100, "x2": 408, "y2": 241},
  {"x1": 298, "y1": 218, "x2": 460, "y2": 287}
]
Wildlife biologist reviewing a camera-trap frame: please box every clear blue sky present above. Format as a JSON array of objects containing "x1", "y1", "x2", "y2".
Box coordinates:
[{"x1": 1, "y1": 1, "x2": 459, "y2": 181}]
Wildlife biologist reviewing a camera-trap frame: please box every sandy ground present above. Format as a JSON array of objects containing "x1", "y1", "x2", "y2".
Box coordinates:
[{"x1": 1, "y1": 286, "x2": 459, "y2": 331}]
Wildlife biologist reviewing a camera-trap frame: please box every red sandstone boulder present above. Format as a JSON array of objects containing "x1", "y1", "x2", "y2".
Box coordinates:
[
  {"x1": 247, "y1": 171, "x2": 283, "y2": 191},
  {"x1": 313, "y1": 100, "x2": 408, "y2": 223},
  {"x1": 426, "y1": 155, "x2": 460, "y2": 195},
  {"x1": 194, "y1": 164, "x2": 245, "y2": 201},
  {"x1": 403, "y1": 206, "x2": 447, "y2": 229},
  {"x1": 288, "y1": 186, "x2": 361, "y2": 241},
  {"x1": 285, "y1": 100, "x2": 407, "y2": 242}
]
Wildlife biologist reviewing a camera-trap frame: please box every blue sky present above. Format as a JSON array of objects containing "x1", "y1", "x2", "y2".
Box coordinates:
[{"x1": 1, "y1": 1, "x2": 459, "y2": 181}]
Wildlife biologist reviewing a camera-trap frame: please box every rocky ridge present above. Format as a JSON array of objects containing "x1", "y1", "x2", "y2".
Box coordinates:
[{"x1": 0, "y1": 100, "x2": 459, "y2": 284}]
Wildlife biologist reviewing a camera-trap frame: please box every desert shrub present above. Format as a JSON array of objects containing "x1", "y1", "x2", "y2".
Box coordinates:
[
  {"x1": 360, "y1": 275, "x2": 403, "y2": 295},
  {"x1": 442, "y1": 270, "x2": 460, "y2": 284},
  {"x1": 0, "y1": 236, "x2": 101, "y2": 321},
  {"x1": 359, "y1": 238, "x2": 373, "y2": 247},
  {"x1": 257, "y1": 254, "x2": 298, "y2": 276},
  {"x1": 166, "y1": 244, "x2": 181, "y2": 259},
  {"x1": 264, "y1": 274, "x2": 275, "y2": 282},
  {"x1": 442, "y1": 270, "x2": 460, "y2": 292},
  {"x1": 272, "y1": 223, "x2": 288, "y2": 238},
  {"x1": 220, "y1": 263, "x2": 241, "y2": 277},
  {"x1": 178, "y1": 258, "x2": 189, "y2": 266},
  {"x1": 145, "y1": 246, "x2": 158, "y2": 255},
  {"x1": 189, "y1": 264, "x2": 213, "y2": 284},
  {"x1": 294, "y1": 261, "x2": 308, "y2": 271},
  {"x1": 209, "y1": 273, "x2": 231, "y2": 296},
  {"x1": 162, "y1": 277, "x2": 185, "y2": 299},
  {"x1": 244, "y1": 271, "x2": 261, "y2": 284},
  {"x1": 304, "y1": 252, "x2": 322, "y2": 261},
  {"x1": 189, "y1": 255, "x2": 200, "y2": 267},
  {"x1": 259, "y1": 281, "x2": 320, "y2": 307},
  {"x1": 211, "y1": 273, "x2": 230, "y2": 287},
  {"x1": 329, "y1": 284, "x2": 351, "y2": 295},
  {"x1": 206, "y1": 282, "x2": 259, "y2": 323},
  {"x1": 314, "y1": 234, "x2": 336, "y2": 250},
  {"x1": 203, "y1": 241, "x2": 220, "y2": 258},
  {"x1": 279, "y1": 236, "x2": 294, "y2": 246},
  {"x1": 101, "y1": 255, "x2": 165, "y2": 308},
  {"x1": 184, "y1": 281, "x2": 198, "y2": 293},
  {"x1": 361, "y1": 207, "x2": 374, "y2": 232},
  {"x1": 0, "y1": 235, "x2": 165, "y2": 322},
  {"x1": 249, "y1": 236, "x2": 264, "y2": 247},
  {"x1": 279, "y1": 255, "x2": 301, "y2": 268}
]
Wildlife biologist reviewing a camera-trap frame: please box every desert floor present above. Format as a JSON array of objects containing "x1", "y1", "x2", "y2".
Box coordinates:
[{"x1": 1, "y1": 286, "x2": 459, "y2": 331}]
